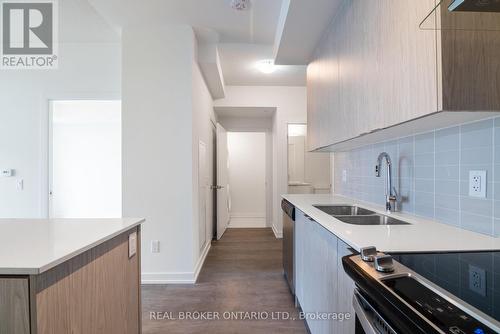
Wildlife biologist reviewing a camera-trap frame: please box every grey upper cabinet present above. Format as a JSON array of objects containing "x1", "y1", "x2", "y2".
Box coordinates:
[{"x1": 307, "y1": 0, "x2": 500, "y2": 151}]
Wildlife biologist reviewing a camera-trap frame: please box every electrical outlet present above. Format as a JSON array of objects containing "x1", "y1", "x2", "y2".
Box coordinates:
[
  {"x1": 469, "y1": 264, "x2": 486, "y2": 296},
  {"x1": 342, "y1": 170, "x2": 347, "y2": 183},
  {"x1": 151, "y1": 240, "x2": 160, "y2": 253},
  {"x1": 469, "y1": 170, "x2": 486, "y2": 198}
]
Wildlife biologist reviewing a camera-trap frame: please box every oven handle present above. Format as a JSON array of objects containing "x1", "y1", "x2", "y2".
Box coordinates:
[
  {"x1": 353, "y1": 289, "x2": 397, "y2": 334},
  {"x1": 353, "y1": 290, "x2": 379, "y2": 334}
]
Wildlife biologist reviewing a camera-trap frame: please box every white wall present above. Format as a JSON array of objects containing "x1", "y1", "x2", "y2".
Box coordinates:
[
  {"x1": 227, "y1": 132, "x2": 266, "y2": 227},
  {"x1": 50, "y1": 100, "x2": 121, "y2": 218},
  {"x1": 122, "y1": 24, "x2": 214, "y2": 284},
  {"x1": 214, "y1": 86, "x2": 307, "y2": 237},
  {"x1": 0, "y1": 0, "x2": 121, "y2": 218}
]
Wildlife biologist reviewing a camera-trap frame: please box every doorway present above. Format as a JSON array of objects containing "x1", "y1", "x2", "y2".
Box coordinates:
[
  {"x1": 213, "y1": 108, "x2": 275, "y2": 239},
  {"x1": 226, "y1": 131, "x2": 267, "y2": 228},
  {"x1": 49, "y1": 100, "x2": 122, "y2": 218}
]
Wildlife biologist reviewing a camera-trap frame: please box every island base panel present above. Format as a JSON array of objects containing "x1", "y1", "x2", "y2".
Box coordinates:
[{"x1": 32, "y1": 227, "x2": 141, "y2": 334}]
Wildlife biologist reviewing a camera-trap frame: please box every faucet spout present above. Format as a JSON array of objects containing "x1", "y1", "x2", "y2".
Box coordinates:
[{"x1": 375, "y1": 152, "x2": 397, "y2": 213}]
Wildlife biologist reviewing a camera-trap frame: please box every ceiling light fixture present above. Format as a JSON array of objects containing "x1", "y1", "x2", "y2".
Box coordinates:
[
  {"x1": 256, "y1": 59, "x2": 276, "y2": 74},
  {"x1": 230, "y1": 0, "x2": 250, "y2": 11}
]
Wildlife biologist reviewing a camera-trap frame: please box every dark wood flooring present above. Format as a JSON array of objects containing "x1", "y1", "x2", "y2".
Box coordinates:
[{"x1": 142, "y1": 228, "x2": 307, "y2": 334}]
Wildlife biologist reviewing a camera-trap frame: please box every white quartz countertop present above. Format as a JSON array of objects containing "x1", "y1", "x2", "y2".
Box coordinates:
[
  {"x1": 0, "y1": 218, "x2": 145, "y2": 275},
  {"x1": 283, "y1": 194, "x2": 500, "y2": 253}
]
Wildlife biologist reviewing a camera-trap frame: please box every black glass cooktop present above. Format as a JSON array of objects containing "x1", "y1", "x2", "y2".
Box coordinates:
[
  {"x1": 384, "y1": 276, "x2": 497, "y2": 334},
  {"x1": 391, "y1": 251, "x2": 500, "y2": 326}
]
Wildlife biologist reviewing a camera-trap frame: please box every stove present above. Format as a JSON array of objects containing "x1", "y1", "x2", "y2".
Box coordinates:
[{"x1": 343, "y1": 247, "x2": 500, "y2": 334}]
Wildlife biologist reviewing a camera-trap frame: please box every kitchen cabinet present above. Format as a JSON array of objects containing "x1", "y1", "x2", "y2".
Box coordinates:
[
  {"x1": 336, "y1": 240, "x2": 356, "y2": 334},
  {"x1": 0, "y1": 278, "x2": 30, "y2": 334},
  {"x1": 295, "y1": 209, "x2": 355, "y2": 333},
  {"x1": 307, "y1": 0, "x2": 500, "y2": 151}
]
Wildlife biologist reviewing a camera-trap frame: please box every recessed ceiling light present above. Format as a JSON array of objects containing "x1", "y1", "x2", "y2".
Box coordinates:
[
  {"x1": 230, "y1": 0, "x2": 250, "y2": 11},
  {"x1": 256, "y1": 59, "x2": 276, "y2": 74}
]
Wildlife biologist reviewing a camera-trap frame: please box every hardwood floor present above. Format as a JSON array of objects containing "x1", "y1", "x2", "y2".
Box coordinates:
[{"x1": 142, "y1": 228, "x2": 307, "y2": 334}]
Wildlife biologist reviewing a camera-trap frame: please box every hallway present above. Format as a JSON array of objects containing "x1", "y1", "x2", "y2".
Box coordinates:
[{"x1": 142, "y1": 228, "x2": 307, "y2": 334}]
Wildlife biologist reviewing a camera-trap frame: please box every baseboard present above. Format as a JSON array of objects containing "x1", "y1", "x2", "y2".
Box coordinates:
[
  {"x1": 229, "y1": 214, "x2": 266, "y2": 228},
  {"x1": 193, "y1": 241, "x2": 211, "y2": 282},
  {"x1": 272, "y1": 224, "x2": 283, "y2": 239},
  {"x1": 142, "y1": 242, "x2": 211, "y2": 285},
  {"x1": 141, "y1": 272, "x2": 197, "y2": 284}
]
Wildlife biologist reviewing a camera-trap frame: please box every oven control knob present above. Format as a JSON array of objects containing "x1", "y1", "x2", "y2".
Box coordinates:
[
  {"x1": 374, "y1": 255, "x2": 395, "y2": 273},
  {"x1": 360, "y1": 246, "x2": 378, "y2": 262}
]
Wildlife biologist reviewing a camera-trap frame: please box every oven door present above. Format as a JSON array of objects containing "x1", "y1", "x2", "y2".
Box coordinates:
[{"x1": 353, "y1": 289, "x2": 398, "y2": 334}]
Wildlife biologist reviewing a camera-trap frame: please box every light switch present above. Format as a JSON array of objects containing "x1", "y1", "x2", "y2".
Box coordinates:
[
  {"x1": 1, "y1": 169, "x2": 14, "y2": 177},
  {"x1": 128, "y1": 231, "x2": 137, "y2": 258}
]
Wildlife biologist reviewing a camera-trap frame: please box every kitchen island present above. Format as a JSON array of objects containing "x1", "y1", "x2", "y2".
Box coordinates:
[{"x1": 0, "y1": 218, "x2": 144, "y2": 334}]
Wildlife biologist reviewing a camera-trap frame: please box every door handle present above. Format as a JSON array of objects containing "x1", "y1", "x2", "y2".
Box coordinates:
[
  {"x1": 353, "y1": 290, "x2": 397, "y2": 334},
  {"x1": 211, "y1": 185, "x2": 224, "y2": 190},
  {"x1": 352, "y1": 291, "x2": 379, "y2": 334}
]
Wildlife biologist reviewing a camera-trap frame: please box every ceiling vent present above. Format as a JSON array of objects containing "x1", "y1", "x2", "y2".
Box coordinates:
[{"x1": 230, "y1": 0, "x2": 251, "y2": 11}]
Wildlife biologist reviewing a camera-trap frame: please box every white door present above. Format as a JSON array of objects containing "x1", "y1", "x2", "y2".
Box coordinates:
[
  {"x1": 216, "y1": 123, "x2": 230, "y2": 240},
  {"x1": 49, "y1": 100, "x2": 121, "y2": 218}
]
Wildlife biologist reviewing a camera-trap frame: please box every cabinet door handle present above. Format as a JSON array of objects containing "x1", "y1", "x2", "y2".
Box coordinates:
[{"x1": 303, "y1": 214, "x2": 315, "y2": 222}]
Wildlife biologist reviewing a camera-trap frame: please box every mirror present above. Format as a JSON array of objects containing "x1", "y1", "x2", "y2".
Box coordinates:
[{"x1": 287, "y1": 124, "x2": 331, "y2": 194}]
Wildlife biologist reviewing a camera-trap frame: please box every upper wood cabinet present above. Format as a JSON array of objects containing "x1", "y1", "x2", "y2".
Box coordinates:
[{"x1": 307, "y1": 0, "x2": 500, "y2": 151}]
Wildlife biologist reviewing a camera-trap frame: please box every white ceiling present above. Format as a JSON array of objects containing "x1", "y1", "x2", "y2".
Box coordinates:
[
  {"x1": 60, "y1": 0, "x2": 120, "y2": 43},
  {"x1": 86, "y1": 0, "x2": 282, "y2": 44},
  {"x1": 86, "y1": 0, "x2": 309, "y2": 86},
  {"x1": 214, "y1": 107, "x2": 276, "y2": 118},
  {"x1": 218, "y1": 43, "x2": 306, "y2": 86},
  {"x1": 274, "y1": 0, "x2": 344, "y2": 65}
]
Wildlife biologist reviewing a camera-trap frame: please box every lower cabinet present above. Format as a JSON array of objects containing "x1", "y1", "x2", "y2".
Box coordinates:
[
  {"x1": 0, "y1": 278, "x2": 30, "y2": 334},
  {"x1": 295, "y1": 209, "x2": 356, "y2": 334}
]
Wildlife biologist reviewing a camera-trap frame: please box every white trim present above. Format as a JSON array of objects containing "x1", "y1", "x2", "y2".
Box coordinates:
[
  {"x1": 141, "y1": 272, "x2": 197, "y2": 285},
  {"x1": 229, "y1": 213, "x2": 266, "y2": 218},
  {"x1": 272, "y1": 224, "x2": 283, "y2": 239},
  {"x1": 229, "y1": 214, "x2": 266, "y2": 228},
  {"x1": 194, "y1": 241, "x2": 211, "y2": 282},
  {"x1": 141, "y1": 241, "x2": 211, "y2": 285}
]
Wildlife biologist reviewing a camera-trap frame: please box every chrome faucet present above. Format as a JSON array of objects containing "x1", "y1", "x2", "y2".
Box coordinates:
[{"x1": 375, "y1": 152, "x2": 397, "y2": 213}]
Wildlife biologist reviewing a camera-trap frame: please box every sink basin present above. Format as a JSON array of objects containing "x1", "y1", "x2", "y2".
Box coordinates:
[
  {"x1": 334, "y1": 215, "x2": 410, "y2": 225},
  {"x1": 314, "y1": 205, "x2": 376, "y2": 216}
]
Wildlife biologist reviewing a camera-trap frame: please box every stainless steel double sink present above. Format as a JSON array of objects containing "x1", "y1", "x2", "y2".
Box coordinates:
[{"x1": 313, "y1": 205, "x2": 410, "y2": 225}]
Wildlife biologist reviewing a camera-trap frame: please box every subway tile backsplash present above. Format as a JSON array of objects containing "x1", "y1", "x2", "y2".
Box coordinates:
[{"x1": 334, "y1": 117, "x2": 500, "y2": 237}]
